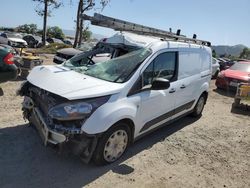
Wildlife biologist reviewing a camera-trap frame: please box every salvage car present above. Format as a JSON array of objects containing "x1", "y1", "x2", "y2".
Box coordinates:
[
  {"x1": 18, "y1": 31, "x2": 212, "y2": 164},
  {"x1": 0, "y1": 32, "x2": 27, "y2": 48},
  {"x1": 0, "y1": 45, "x2": 18, "y2": 84},
  {"x1": 53, "y1": 42, "x2": 97, "y2": 64},
  {"x1": 212, "y1": 58, "x2": 220, "y2": 78},
  {"x1": 215, "y1": 61, "x2": 250, "y2": 90},
  {"x1": 23, "y1": 34, "x2": 45, "y2": 48}
]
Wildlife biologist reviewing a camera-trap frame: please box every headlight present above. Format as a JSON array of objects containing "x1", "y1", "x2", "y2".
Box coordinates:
[{"x1": 48, "y1": 95, "x2": 110, "y2": 121}]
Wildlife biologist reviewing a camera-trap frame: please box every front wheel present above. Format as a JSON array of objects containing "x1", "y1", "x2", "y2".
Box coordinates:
[
  {"x1": 190, "y1": 94, "x2": 206, "y2": 117},
  {"x1": 92, "y1": 123, "x2": 131, "y2": 165}
]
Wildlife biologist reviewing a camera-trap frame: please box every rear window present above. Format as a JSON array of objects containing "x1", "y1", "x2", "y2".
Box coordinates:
[{"x1": 229, "y1": 62, "x2": 250, "y2": 72}]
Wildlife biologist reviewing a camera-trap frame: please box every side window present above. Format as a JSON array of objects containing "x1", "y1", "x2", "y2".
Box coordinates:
[
  {"x1": 142, "y1": 52, "x2": 177, "y2": 87},
  {"x1": 1, "y1": 33, "x2": 7, "y2": 38}
]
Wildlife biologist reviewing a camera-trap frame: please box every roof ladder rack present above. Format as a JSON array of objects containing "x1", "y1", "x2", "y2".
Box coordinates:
[{"x1": 81, "y1": 13, "x2": 211, "y2": 47}]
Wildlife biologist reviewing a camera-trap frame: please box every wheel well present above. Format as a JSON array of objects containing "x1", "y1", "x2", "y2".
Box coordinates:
[
  {"x1": 201, "y1": 91, "x2": 208, "y2": 104},
  {"x1": 115, "y1": 118, "x2": 135, "y2": 143}
]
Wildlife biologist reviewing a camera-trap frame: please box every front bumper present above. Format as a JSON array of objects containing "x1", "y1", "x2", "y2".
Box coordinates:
[
  {"x1": 22, "y1": 95, "x2": 98, "y2": 163},
  {"x1": 29, "y1": 107, "x2": 66, "y2": 145}
]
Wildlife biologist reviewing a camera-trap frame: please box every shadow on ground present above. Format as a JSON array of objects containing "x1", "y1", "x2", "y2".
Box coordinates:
[
  {"x1": 231, "y1": 104, "x2": 250, "y2": 116},
  {"x1": 213, "y1": 88, "x2": 236, "y2": 98},
  {"x1": 0, "y1": 116, "x2": 199, "y2": 188}
]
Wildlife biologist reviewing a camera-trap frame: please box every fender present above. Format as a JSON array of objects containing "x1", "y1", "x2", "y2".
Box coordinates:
[{"x1": 82, "y1": 99, "x2": 138, "y2": 135}]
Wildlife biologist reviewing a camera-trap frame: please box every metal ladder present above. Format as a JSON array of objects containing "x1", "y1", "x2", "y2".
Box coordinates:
[{"x1": 82, "y1": 13, "x2": 211, "y2": 47}]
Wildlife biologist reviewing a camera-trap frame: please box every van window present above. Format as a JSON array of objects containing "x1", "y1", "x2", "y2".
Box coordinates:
[
  {"x1": 142, "y1": 52, "x2": 177, "y2": 87},
  {"x1": 178, "y1": 51, "x2": 201, "y2": 79}
]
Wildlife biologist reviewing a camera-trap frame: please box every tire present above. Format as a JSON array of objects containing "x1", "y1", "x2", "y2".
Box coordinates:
[
  {"x1": 92, "y1": 122, "x2": 131, "y2": 165},
  {"x1": 190, "y1": 94, "x2": 206, "y2": 117}
]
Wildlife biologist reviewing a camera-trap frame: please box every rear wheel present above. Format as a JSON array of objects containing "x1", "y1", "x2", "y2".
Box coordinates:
[
  {"x1": 191, "y1": 94, "x2": 206, "y2": 117},
  {"x1": 92, "y1": 123, "x2": 131, "y2": 165}
]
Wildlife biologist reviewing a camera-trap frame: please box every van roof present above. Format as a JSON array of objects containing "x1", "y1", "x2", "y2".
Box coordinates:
[{"x1": 103, "y1": 32, "x2": 211, "y2": 52}]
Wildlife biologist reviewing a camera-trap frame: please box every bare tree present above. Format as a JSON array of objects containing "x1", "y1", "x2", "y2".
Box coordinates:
[
  {"x1": 73, "y1": 0, "x2": 109, "y2": 47},
  {"x1": 33, "y1": 0, "x2": 62, "y2": 46}
]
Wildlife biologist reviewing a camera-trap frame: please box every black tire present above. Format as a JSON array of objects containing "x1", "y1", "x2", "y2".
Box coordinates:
[
  {"x1": 92, "y1": 122, "x2": 131, "y2": 165},
  {"x1": 190, "y1": 94, "x2": 206, "y2": 117}
]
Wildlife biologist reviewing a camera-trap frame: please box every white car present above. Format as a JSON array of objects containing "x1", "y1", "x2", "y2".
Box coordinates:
[
  {"x1": 0, "y1": 32, "x2": 27, "y2": 47},
  {"x1": 212, "y1": 58, "x2": 220, "y2": 78},
  {"x1": 19, "y1": 32, "x2": 212, "y2": 164}
]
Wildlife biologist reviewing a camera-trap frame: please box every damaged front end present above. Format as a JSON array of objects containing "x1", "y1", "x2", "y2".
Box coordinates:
[{"x1": 18, "y1": 81, "x2": 109, "y2": 163}]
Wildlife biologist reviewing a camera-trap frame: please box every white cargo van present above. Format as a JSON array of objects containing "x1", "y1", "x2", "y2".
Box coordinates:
[{"x1": 19, "y1": 15, "x2": 212, "y2": 164}]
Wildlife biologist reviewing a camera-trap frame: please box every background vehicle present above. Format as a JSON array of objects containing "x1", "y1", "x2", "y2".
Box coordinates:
[
  {"x1": 216, "y1": 61, "x2": 250, "y2": 90},
  {"x1": 217, "y1": 58, "x2": 235, "y2": 71},
  {"x1": 23, "y1": 34, "x2": 46, "y2": 48},
  {"x1": 0, "y1": 32, "x2": 27, "y2": 48},
  {"x1": 0, "y1": 45, "x2": 18, "y2": 84},
  {"x1": 53, "y1": 42, "x2": 96, "y2": 64},
  {"x1": 46, "y1": 37, "x2": 64, "y2": 44},
  {"x1": 212, "y1": 58, "x2": 220, "y2": 78}
]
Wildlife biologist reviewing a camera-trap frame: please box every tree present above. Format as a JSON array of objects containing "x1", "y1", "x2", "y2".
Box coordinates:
[
  {"x1": 212, "y1": 49, "x2": 217, "y2": 58},
  {"x1": 17, "y1": 24, "x2": 38, "y2": 34},
  {"x1": 82, "y1": 26, "x2": 92, "y2": 41},
  {"x1": 47, "y1": 26, "x2": 65, "y2": 39},
  {"x1": 33, "y1": 0, "x2": 62, "y2": 46},
  {"x1": 73, "y1": 0, "x2": 110, "y2": 47},
  {"x1": 239, "y1": 47, "x2": 250, "y2": 59}
]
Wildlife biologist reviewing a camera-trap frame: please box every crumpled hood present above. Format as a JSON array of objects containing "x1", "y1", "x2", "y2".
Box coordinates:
[
  {"x1": 27, "y1": 65, "x2": 123, "y2": 100},
  {"x1": 224, "y1": 69, "x2": 250, "y2": 81},
  {"x1": 8, "y1": 37, "x2": 27, "y2": 44}
]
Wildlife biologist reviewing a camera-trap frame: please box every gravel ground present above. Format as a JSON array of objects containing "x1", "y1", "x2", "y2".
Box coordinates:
[{"x1": 0, "y1": 56, "x2": 249, "y2": 188}]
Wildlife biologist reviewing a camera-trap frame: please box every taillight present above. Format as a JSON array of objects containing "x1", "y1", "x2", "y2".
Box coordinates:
[{"x1": 3, "y1": 53, "x2": 14, "y2": 65}]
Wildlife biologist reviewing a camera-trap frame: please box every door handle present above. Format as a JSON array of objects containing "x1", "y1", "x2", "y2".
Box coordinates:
[
  {"x1": 180, "y1": 85, "x2": 186, "y2": 89},
  {"x1": 169, "y1": 88, "x2": 176, "y2": 93}
]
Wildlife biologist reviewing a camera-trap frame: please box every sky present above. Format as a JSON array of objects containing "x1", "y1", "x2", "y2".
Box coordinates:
[{"x1": 0, "y1": 0, "x2": 250, "y2": 46}]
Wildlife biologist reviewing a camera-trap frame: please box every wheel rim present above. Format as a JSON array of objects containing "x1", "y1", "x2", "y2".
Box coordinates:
[
  {"x1": 103, "y1": 130, "x2": 128, "y2": 162},
  {"x1": 196, "y1": 97, "x2": 205, "y2": 114}
]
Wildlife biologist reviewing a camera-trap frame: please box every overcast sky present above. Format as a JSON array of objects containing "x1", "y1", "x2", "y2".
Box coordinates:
[{"x1": 1, "y1": 0, "x2": 249, "y2": 46}]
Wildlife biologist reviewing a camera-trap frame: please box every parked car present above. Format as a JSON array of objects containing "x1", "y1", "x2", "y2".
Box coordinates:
[
  {"x1": 212, "y1": 58, "x2": 220, "y2": 78},
  {"x1": 216, "y1": 61, "x2": 250, "y2": 90},
  {"x1": 0, "y1": 45, "x2": 18, "y2": 84},
  {"x1": 63, "y1": 39, "x2": 74, "y2": 46},
  {"x1": 0, "y1": 32, "x2": 27, "y2": 48},
  {"x1": 46, "y1": 37, "x2": 64, "y2": 44},
  {"x1": 53, "y1": 42, "x2": 97, "y2": 64},
  {"x1": 18, "y1": 32, "x2": 212, "y2": 165},
  {"x1": 23, "y1": 34, "x2": 43, "y2": 48}
]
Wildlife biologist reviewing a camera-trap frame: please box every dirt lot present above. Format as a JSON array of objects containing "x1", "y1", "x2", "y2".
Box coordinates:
[{"x1": 0, "y1": 56, "x2": 249, "y2": 188}]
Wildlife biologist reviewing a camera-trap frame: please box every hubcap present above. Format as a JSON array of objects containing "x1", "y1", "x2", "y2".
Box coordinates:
[
  {"x1": 196, "y1": 97, "x2": 205, "y2": 114},
  {"x1": 103, "y1": 130, "x2": 128, "y2": 162}
]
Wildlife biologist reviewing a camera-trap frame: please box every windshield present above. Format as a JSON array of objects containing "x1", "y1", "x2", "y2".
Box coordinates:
[
  {"x1": 6, "y1": 33, "x2": 22, "y2": 39},
  {"x1": 84, "y1": 48, "x2": 152, "y2": 83},
  {"x1": 229, "y1": 62, "x2": 250, "y2": 72}
]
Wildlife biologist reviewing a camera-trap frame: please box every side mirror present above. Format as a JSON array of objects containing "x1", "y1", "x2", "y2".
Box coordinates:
[{"x1": 151, "y1": 78, "x2": 170, "y2": 90}]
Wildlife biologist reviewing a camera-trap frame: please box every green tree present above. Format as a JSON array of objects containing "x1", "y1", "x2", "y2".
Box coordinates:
[
  {"x1": 82, "y1": 26, "x2": 92, "y2": 41},
  {"x1": 47, "y1": 26, "x2": 65, "y2": 39},
  {"x1": 17, "y1": 24, "x2": 38, "y2": 34},
  {"x1": 212, "y1": 49, "x2": 217, "y2": 58},
  {"x1": 239, "y1": 47, "x2": 250, "y2": 59},
  {"x1": 33, "y1": 0, "x2": 62, "y2": 46},
  {"x1": 73, "y1": 0, "x2": 110, "y2": 47}
]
